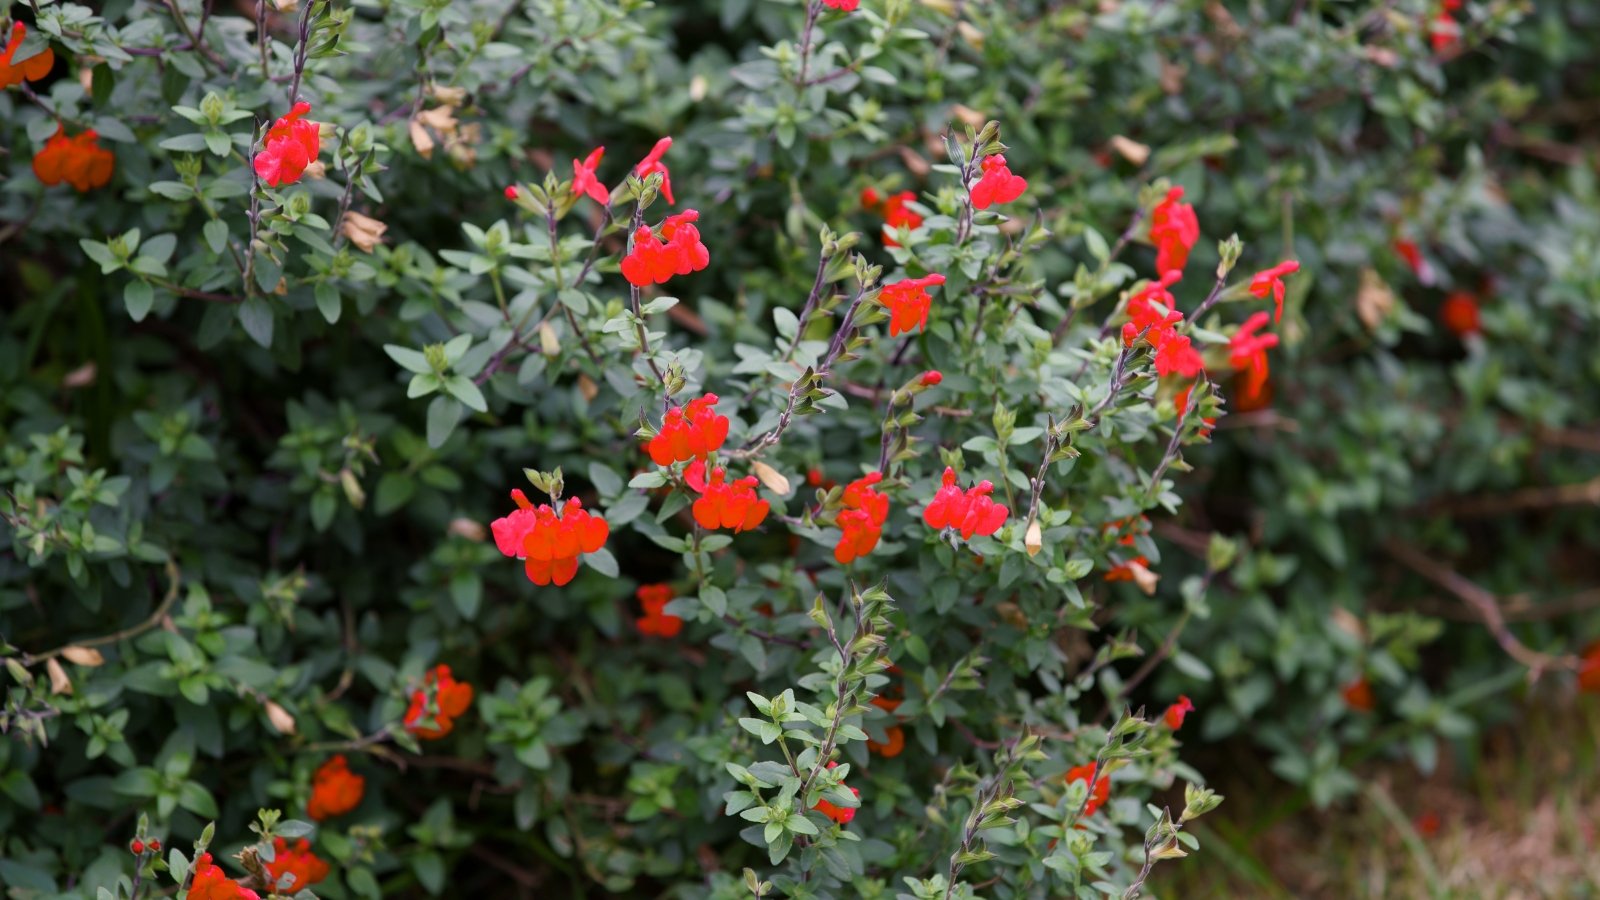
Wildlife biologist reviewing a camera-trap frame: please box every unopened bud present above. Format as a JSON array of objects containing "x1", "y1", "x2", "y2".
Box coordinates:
[
  {"x1": 1024, "y1": 518, "x2": 1043, "y2": 557},
  {"x1": 130, "y1": 840, "x2": 144, "y2": 855}
]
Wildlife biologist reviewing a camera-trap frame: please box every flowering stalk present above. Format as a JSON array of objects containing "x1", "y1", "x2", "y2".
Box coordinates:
[{"x1": 625, "y1": 202, "x2": 667, "y2": 386}]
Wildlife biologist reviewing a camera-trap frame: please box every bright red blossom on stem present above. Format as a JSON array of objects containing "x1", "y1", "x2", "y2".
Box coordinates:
[
  {"x1": 922, "y1": 467, "x2": 1008, "y2": 540},
  {"x1": 646, "y1": 393, "x2": 729, "y2": 465},
  {"x1": 1249, "y1": 260, "x2": 1301, "y2": 323},
  {"x1": 504, "y1": 185, "x2": 518, "y2": 200},
  {"x1": 1149, "y1": 187, "x2": 1200, "y2": 275},
  {"x1": 918, "y1": 370, "x2": 942, "y2": 386},
  {"x1": 621, "y1": 209, "x2": 710, "y2": 287},
  {"x1": 265, "y1": 838, "x2": 330, "y2": 893},
  {"x1": 834, "y1": 472, "x2": 889, "y2": 564},
  {"x1": 1066, "y1": 762, "x2": 1111, "y2": 818},
  {"x1": 970, "y1": 154, "x2": 1028, "y2": 210},
  {"x1": 0, "y1": 22, "x2": 53, "y2": 88},
  {"x1": 880, "y1": 273, "x2": 947, "y2": 337},
  {"x1": 862, "y1": 188, "x2": 923, "y2": 247},
  {"x1": 1229, "y1": 311, "x2": 1279, "y2": 408},
  {"x1": 635, "y1": 583, "x2": 683, "y2": 638},
  {"x1": 811, "y1": 761, "x2": 860, "y2": 824},
  {"x1": 686, "y1": 461, "x2": 770, "y2": 532},
  {"x1": 491, "y1": 490, "x2": 611, "y2": 586},
  {"x1": 1104, "y1": 555, "x2": 1151, "y2": 582},
  {"x1": 186, "y1": 853, "x2": 260, "y2": 900},
  {"x1": 1342, "y1": 677, "x2": 1376, "y2": 712},
  {"x1": 1151, "y1": 329, "x2": 1205, "y2": 379},
  {"x1": 1440, "y1": 292, "x2": 1481, "y2": 337},
  {"x1": 307, "y1": 754, "x2": 364, "y2": 821},
  {"x1": 32, "y1": 126, "x2": 115, "y2": 192},
  {"x1": 253, "y1": 102, "x2": 322, "y2": 187},
  {"x1": 405, "y1": 664, "x2": 475, "y2": 739},
  {"x1": 1122, "y1": 271, "x2": 1185, "y2": 344},
  {"x1": 822, "y1": 0, "x2": 860, "y2": 10},
  {"x1": 571, "y1": 146, "x2": 610, "y2": 205},
  {"x1": 1164, "y1": 695, "x2": 1196, "y2": 730},
  {"x1": 634, "y1": 136, "x2": 674, "y2": 204}
]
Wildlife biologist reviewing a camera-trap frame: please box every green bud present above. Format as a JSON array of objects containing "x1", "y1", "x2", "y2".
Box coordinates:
[
  {"x1": 1206, "y1": 533, "x2": 1239, "y2": 573},
  {"x1": 199, "y1": 92, "x2": 225, "y2": 125}
]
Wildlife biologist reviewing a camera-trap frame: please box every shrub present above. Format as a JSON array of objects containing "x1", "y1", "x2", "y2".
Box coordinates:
[{"x1": 2, "y1": 0, "x2": 1595, "y2": 898}]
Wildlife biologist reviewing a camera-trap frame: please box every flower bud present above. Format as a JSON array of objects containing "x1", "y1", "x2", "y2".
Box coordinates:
[
  {"x1": 149, "y1": 838, "x2": 160, "y2": 851},
  {"x1": 1024, "y1": 518, "x2": 1042, "y2": 557},
  {"x1": 130, "y1": 840, "x2": 144, "y2": 855},
  {"x1": 918, "y1": 370, "x2": 942, "y2": 387}
]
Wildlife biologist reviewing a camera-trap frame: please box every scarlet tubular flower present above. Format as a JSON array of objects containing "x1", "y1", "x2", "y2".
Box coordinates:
[
  {"x1": 1104, "y1": 556, "x2": 1150, "y2": 582},
  {"x1": 1151, "y1": 329, "x2": 1205, "y2": 379},
  {"x1": 621, "y1": 209, "x2": 710, "y2": 287},
  {"x1": 571, "y1": 146, "x2": 610, "y2": 205},
  {"x1": 636, "y1": 583, "x2": 683, "y2": 638},
  {"x1": 970, "y1": 154, "x2": 1028, "y2": 210},
  {"x1": 0, "y1": 23, "x2": 54, "y2": 88},
  {"x1": 811, "y1": 761, "x2": 860, "y2": 825},
  {"x1": 1342, "y1": 677, "x2": 1376, "y2": 712},
  {"x1": 187, "y1": 853, "x2": 261, "y2": 900},
  {"x1": 634, "y1": 136, "x2": 674, "y2": 204},
  {"x1": 866, "y1": 725, "x2": 905, "y2": 757},
  {"x1": 689, "y1": 463, "x2": 770, "y2": 532},
  {"x1": 1163, "y1": 695, "x2": 1195, "y2": 730},
  {"x1": 1149, "y1": 187, "x2": 1200, "y2": 275},
  {"x1": 32, "y1": 126, "x2": 115, "y2": 193},
  {"x1": 1122, "y1": 271, "x2": 1185, "y2": 344},
  {"x1": 834, "y1": 472, "x2": 890, "y2": 564},
  {"x1": 922, "y1": 467, "x2": 1009, "y2": 541},
  {"x1": 879, "y1": 273, "x2": 947, "y2": 337},
  {"x1": 822, "y1": 0, "x2": 860, "y2": 10},
  {"x1": 491, "y1": 491, "x2": 611, "y2": 586},
  {"x1": 307, "y1": 754, "x2": 365, "y2": 821},
  {"x1": 253, "y1": 102, "x2": 322, "y2": 187},
  {"x1": 862, "y1": 189, "x2": 924, "y2": 247},
  {"x1": 1430, "y1": 0, "x2": 1463, "y2": 53},
  {"x1": 1248, "y1": 260, "x2": 1301, "y2": 323},
  {"x1": 646, "y1": 393, "x2": 729, "y2": 465},
  {"x1": 1229, "y1": 311, "x2": 1279, "y2": 407},
  {"x1": 405, "y1": 664, "x2": 475, "y2": 739},
  {"x1": 1440, "y1": 292, "x2": 1481, "y2": 337},
  {"x1": 265, "y1": 838, "x2": 330, "y2": 893},
  {"x1": 1066, "y1": 762, "x2": 1111, "y2": 818},
  {"x1": 1580, "y1": 643, "x2": 1600, "y2": 694}
]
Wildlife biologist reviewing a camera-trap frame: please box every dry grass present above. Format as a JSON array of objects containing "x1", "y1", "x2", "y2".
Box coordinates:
[{"x1": 1158, "y1": 697, "x2": 1600, "y2": 899}]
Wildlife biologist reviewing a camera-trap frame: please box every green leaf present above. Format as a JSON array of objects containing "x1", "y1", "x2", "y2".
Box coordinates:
[
  {"x1": 203, "y1": 219, "x2": 229, "y2": 255},
  {"x1": 443, "y1": 375, "x2": 488, "y2": 413},
  {"x1": 238, "y1": 296, "x2": 274, "y2": 348},
  {"x1": 385, "y1": 345, "x2": 432, "y2": 374},
  {"x1": 586, "y1": 547, "x2": 619, "y2": 579},
  {"x1": 124, "y1": 280, "x2": 154, "y2": 322},
  {"x1": 310, "y1": 489, "x2": 337, "y2": 532},
  {"x1": 315, "y1": 282, "x2": 341, "y2": 323},
  {"x1": 426, "y1": 396, "x2": 462, "y2": 449},
  {"x1": 411, "y1": 853, "x2": 446, "y2": 896},
  {"x1": 588, "y1": 462, "x2": 623, "y2": 499}
]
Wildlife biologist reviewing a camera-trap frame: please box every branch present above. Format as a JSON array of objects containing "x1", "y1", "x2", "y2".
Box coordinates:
[{"x1": 22, "y1": 560, "x2": 182, "y2": 665}]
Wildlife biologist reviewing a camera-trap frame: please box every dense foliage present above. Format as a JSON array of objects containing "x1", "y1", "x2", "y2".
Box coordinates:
[{"x1": 2, "y1": 0, "x2": 1596, "y2": 897}]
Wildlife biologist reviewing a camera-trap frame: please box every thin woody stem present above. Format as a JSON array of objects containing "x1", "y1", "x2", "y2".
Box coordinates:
[{"x1": 626, "y1": 203, "x2": 667, "y2": 386}]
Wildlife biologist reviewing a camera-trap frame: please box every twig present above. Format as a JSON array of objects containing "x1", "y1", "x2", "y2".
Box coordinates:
[
  {"x1": 22, "y1": 560, "x2": 182, "y2": 665},
  {"x1": 1415, "y1": 475, "x2": 1600, "y2": 519}
]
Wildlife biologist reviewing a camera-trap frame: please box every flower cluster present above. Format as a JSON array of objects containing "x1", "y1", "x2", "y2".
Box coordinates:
[
  {"x1": 970, "y1": 154, "x2": 1028, "y2": 210},
  {"x1": 834, "y1": 472, "x2": 890, "y2": 564},
  {"x1": 1066, "y1": 762, "x2": 1111, "y2": 818},
  {"x1": 253, "y1": 102, "x2": 322, "y2": 187},
  {"x1": 635, "y1": 583, "x2": 683, "y2": 638},
  {"x1": 492, "y1": 490, "x2": 611, "y2": 586},
  {"x1": 1149, "y1": 187, "x2": 1200, "y2": 275},
  {"x1": 634, "y1": 136, "x2": 674, "y2": 204},
  {"x1": 1121, "y1": 273, "x2": 1203, "y2": 379},
  {"x1": 186, "y1": 853, "x2": 260, "y2": 900},
  {"x1": 646, "y1": 394, "x2": 729, "y2": 465},
  {"x1": 1248, "y1": 259, "x2": 1301, "y2": 323},
  {"x1": 32, "y1": 126, "x2": 115, "y2": 193},
  {"x1": 922, "y1": 467, "x2": 1009, "y2": 541},
  {"x1": 811, "y1": 761, "x2": 860, "y2": 825},
  {"x1": 687, "y1": 461, "x2": 770, "y2": 533},
  {"x1": 621, "y1": 210, "x2": 710, "y2": 287},
  {"x1": 307, "y1": 754, "x2": 364, "y2": 821},
  {"x1": 861, "y1": 188, "x2": 923, "y2": 247},
  {"x1": 404, "y1": 664, "x2": 475, "y2": 739},
  {"x1": 265, "y1": 838, "x2": 330, "y2": 893},
  {"x1": 571, "y1": 146, "x2": 610, "y2": 205},
  {"x1": 1, "y1": 23, "x2": 52, "y2": 87},
  {"x1": 879, "y1": 273, "x2": 947, "y2": 337}
]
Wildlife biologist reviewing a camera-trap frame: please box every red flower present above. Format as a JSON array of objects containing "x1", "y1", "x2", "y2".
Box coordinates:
[
  {"x1": 504, "y1": 185, "x2": 519, "y2": 200},
  {"x1": 646, "y1": 393, "x2": 729, "y2": 465},
  {"x1": 1440, "y1": 292, "x2": 1481, "y2": 337},
  {"x1": 634, "y1": 136, "x2": 674, "y2": 204},
  {"x1": 187, "y1": 853, "x2": 261, "y2": 900},
  {"x1": 1163, "y1": 695, "x2": 1195, "y2": 730},
  {"x1": 688, "y1": 463, "x2": 771, "y2": 532},
  {"x1": 1066, "y1": 762, "x2": 1111, "y2": 818},
  {"x1": 823, "y1": 0, "x2": 860, "y2": 10},
  {"x1": 862, "y1": 188, "x2": 925, "y2": 247},
  {"x1": 491, "y1": 491, "x2": 611, "y2": 586},
  {"x1": 834, "y1": 472, "x2": 889, "y2": 564},
  {"x1": 307, "y1": 754, "x2": 364, "y2": 821},
  {"x1": 404, "y1": 664, "x2": 475, "y2": 739},
  {"x1": 970, "y1": 154, "x2": 1028, "y2": 210},
  {"x1": 254, "y1": 102, "x2": 322, "y2": 187},
  {"x1": 265, "y1": 838, "x2": 329, "y2": 893},
  {"x1": 636, "y1": 583, "x2": 683, "y2": 638},
  {"x1": 879, "y1": 273, "x2": 947, "y2": 337},
  {"x1": 1578, "y1": 642, "x2": 1600, "y2": 694},
  {"x1": 1151, "y1": 329, "x2": 1205, "y2": 379},
  {"x1": 806, "y1": 468, "x2": 836, "y2": 490},
  {"x1": 922, "y1": 467, "x2": 1008, "y2": 540},
  {"x1": 1415, "y1": 811, "x2": 1443, "y2": 837},
  {"x1": 1248, "y1": 260, "x2": 1300, "y2": 323},
  {"x1": 1149, "y1": 187, "x2": 1200, "y2": 276},
  {"x1": 0, "y1": 22, "x2": 53, "y2": 88},
  {"x1": 1104, "y1": 516, "x2": 1149, "y2": 547},
  {"x1": 1430, "y1": 0, "x2": 1463, "y2": 53},
  {"x1": 1104, "y1": 556, "x2": 1150, "y2": 582},
  {"x1": 1228, "y1": 310, "x2": 1278, "y2": 406},
  {"x1": 1123, "y1": 271, "x2": 1185, "y2": 343},
  {"x1": 572, "y1": 146, "x2": 610, "y2": 205},
  {"x1": 32, "y1": 126, "x2": 115, "y2": 193},
  {"x1": 866, "y1": 725, "x2": 904, "y2": 757},
  {"x1": 918, "y1": 370, "x2": 942, "y2": 386},
  {"x1": 1342, "y1": 677, "x2": 1375, "y2": 712},
  {"x1": 1173, "y1": 382, "x2": 1216, "y2": 436},
  {"x1": 621, "y1": 209, "x2": 710, "y2": 287},
  {"x1": 812, "y1": 761, "x2": 860, "y2": 825}
]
